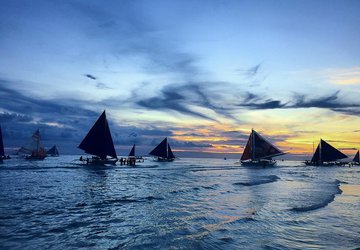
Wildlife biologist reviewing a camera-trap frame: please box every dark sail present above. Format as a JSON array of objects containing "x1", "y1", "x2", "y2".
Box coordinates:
[
  {"x1": 78, "y1": 111, "x2": 117, "y2": 159},
  {"x1": 0, "y1": 125, "x2": 4, "y2": 157},
  {"x1": 311, "y1": 144, "x2": 320, "y2": 162},
  {"x1": 128, "y1": 144, "x2": 135, "y2": 157},
  {"x1": 168, "y1": 144, "x2": 175, "y2": 159},
  {"x1": 149, "y1": 138, "x2": 168, "y2": 158},
  {"x1": 47, "y1": 145, "x2": 59, "y2": 156},
  {"x1": 241, "y1": 131, "x2": 253, "y2": 161},
  {"x1": 311, "y1": 139, "x2": 347, "y2": 162},
  {"x1": 353, "y1": 150, "x2": 360, "y2": 163},
  {"x1": 252, "y1": 130, "x2": 284, "y2": 160}
]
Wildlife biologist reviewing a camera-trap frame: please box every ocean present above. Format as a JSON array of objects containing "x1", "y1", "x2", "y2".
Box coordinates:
[{"x1": 0, "y1": 156, "x2": 359, "y2": 249}]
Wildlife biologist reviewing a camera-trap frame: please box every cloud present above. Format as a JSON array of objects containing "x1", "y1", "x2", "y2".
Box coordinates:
[
  {"x1": 237, "y1": 64, "x2": 261, "y2": 78},
  {"x1": 238, "y1": 99, "x2": 287, "y2": 109},
  {"x1": 325, "y1": 67, "x2": 360, "y2": 85},
  {"x1": 290, "y1": 91, "x2": 360, "y2": 115},
  {"x1": 236, "y1": 90, "x2": 360, "y2": 116},
  {"x1": 135, "y1": 82, "x2": 236, "y2": 121},
  {"x1": 96, "y1": 82, "x2": 112, "y2": 89}
]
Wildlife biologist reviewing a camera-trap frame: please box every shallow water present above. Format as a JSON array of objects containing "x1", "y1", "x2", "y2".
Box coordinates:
[{"x1": 0, "y1": 156, "x2": 359, "y2": 249}]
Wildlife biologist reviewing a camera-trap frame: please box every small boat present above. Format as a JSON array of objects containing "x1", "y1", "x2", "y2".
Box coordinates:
[
  {"x1": 351, "y1": 150, "x2": 359, "y2": 165},
  {"x1": 18, "y1": 129, "x2": 47, "y2": 160},
  {"x1": 149, "y1": 137, "x2": 176, "y2": 162},
  {"x1": 304, "y1": 139, "x2": 348, "y2": 166},
  {"x1": 46, "y1": 145, "x2": 59, "y2": 157},
  {"x1": 240, "y1": 129, "x2": 285, "y2": 166},
  {"x1": 78, "y1": 110, "x2": 118, "y2": 165}
]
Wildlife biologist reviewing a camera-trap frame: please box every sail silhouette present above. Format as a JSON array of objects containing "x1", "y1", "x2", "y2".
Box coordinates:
[
  {"x1": 310, "y1": 139, "x2": 347, "y2": 163},
  {"x1": 0, "y1": 125, "x2": 4, "y2": 158},
  {"x1": 352, "y1": 150, "x2": 359, "y2": 163},
  {"x1": 128, "y1": 144, "x2": 135, "y2": 157},
  {"x1": 78, "y1": 111, "x2": 117, "y2": 160},
  {"x1": 47, "y1": 145, "x2": 59, "y2": 156},
  {"x1": 241, "y1": 129, "x2": 285, "y2": 162},
  {"x1": 149, "y1": 137, "x2": 175, "y2": 161}
]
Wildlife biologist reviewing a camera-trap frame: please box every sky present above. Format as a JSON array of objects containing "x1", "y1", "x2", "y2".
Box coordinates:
[{"x1": 0, "y1": 0, "x2": 359, "y2": 159}]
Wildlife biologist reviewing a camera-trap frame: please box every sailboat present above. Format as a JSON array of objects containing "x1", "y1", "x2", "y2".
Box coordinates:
[
  {"x1": 351, "y1": 150, "x2": 359, "y2": 165},
  {"x1": 78, "y1": 110, "x2": 118, "y2": 165},
  {"x1": 128, "y1": 144, "x2": 135, "y2": 158},
  {"x1": 305, "y1": 139, "x2": 348, "y2": 166},
  {"x1": 47, "y1": 145, "x2": 59, "y2": 157},
  {"x1": 149, "y1": 137, "x2": 176, "y2": 162},
  {"x1": 240, "y1": 129, "x2": 285, "y2": 166},
  {"x1": 18, "y1": 129, "x2": 47, "y2": 160}
]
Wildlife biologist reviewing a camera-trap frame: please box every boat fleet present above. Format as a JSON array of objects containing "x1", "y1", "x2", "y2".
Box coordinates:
[{"x1": 0, "y1": 111, "x2": 359, "y2": 167}]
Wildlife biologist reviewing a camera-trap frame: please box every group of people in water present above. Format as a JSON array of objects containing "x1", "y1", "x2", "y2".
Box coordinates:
[{"x1": 79, "y1": 155, "x2": 144, "y2": 166}]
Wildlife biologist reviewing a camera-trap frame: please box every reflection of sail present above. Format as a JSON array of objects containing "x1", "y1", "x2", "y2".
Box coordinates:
[
  {"x1": 0, "y1": 125, "x2": 5, "y2": 157},
  {"x1": 19, "y1": 129, "x2": 47, "y2": 160},
  {"x1": 47, "y1": 145, "x2": 59, "y2": 156},
  {"x1": 241, "y1": 129, "x2": 285, "y2": 161},
  {"x1": 310, "y1": 139, "x2": 347, "y2": 163},
  {"x1": 78, "y1": 111, "x2": 117, "y2": 160},
  {"x1": 149, "y1": 137, "x2": 176, "y2": 161}
]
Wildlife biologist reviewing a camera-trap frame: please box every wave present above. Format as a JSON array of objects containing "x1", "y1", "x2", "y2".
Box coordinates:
[
  {"x1": 233, "y1": 175, "x2": 280, "y2": 186},
  {"x1": 103, "y1": 196, "x2": 164, "y2": 205},
  {"x1": 291, "y1": 180, "x2": 343, "y2": 212}
]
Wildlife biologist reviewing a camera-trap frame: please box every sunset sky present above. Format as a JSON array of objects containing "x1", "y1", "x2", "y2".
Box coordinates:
[{"x1": 0, "y1": 0, "x2": 359, "y2": 159}]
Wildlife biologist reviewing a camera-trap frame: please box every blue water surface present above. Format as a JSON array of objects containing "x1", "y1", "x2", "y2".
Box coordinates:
[{"x1": 0, "y1": 156, "x2": 359, "y2": 249}]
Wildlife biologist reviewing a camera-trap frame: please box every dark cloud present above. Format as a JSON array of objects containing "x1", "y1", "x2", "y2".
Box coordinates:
[
  {"x1": 136, "y1": 83, "x2": 229, "y2": 121},
  {"x1": 0, "y1": 112, "x2": 32, "y2": 123},
  {"x1": 236, "y1": 90, "x2": 360, "y2": 116},
  {"x1": 84, "y1": 74, "x2": 97, "y2": 80},
  {"x1": 237, "y1": 64, "x2": 261, "y2": 78},
  {"x1": 239, "y1": 99, "x2": 287, "y2": 110},
  {"x1": 170, "y1": 141, "x2": 213, "y2": 148}
]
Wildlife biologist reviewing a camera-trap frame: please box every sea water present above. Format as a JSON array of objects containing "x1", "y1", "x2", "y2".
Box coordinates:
[{"x1": 0, "y1": 156, "x2": 359, "y2": 249}]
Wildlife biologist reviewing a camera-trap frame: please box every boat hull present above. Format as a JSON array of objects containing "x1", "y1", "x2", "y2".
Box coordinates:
[
  {"x1": 241, "y1": 160, "x2": 276, "y2": 167},
  {"x1": 153, "y1": 157, "x2": 175, "y2": 162},
  {"x1": 304, "y1": 161, "x2": 348, "y2": 166},
  {"x1": 80, "y1": 157, "x2": 117, "y2": 166},
  {"x1": 25, "y1": 155, "x2": 46, "y2": 160}
]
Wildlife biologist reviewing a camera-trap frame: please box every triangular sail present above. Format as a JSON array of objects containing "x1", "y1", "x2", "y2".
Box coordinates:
[
  {"x1": 353, "y1": 150, "x2": 360, "y2": 163},
  {"x1": 149, "y1": 138, "x2": 168, "y2": 158},
  {"x1": 128, "y1": 144, "x2": 135, "y2": 157},
  {"x1": 78, "y1": 111, "x2": 117, "y2": 159},
  {"x1": 321, "y1": 139, "x2": 347, "y2": 162},
  {"x1": 241, "y1": 131, "x2": 253, "y2": 161},
  {"x1": 47, "y1": 145, "x2": 59, "y2": 156},
  {"x1": 252, "y1": 130, "x2": 285, "y2": 160},
  {"x1": 311, "y1": 144, "x2": 320, "y2": 162},
  {"x1": 0, "y1": 125, "x2": 5, "y2": 157},
  {"x1": 311, "y1": 139, "x2": 347, "y2": 162},
  {"x1": 168, "y1": 144, "x2": 175, "y2": 159}
]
